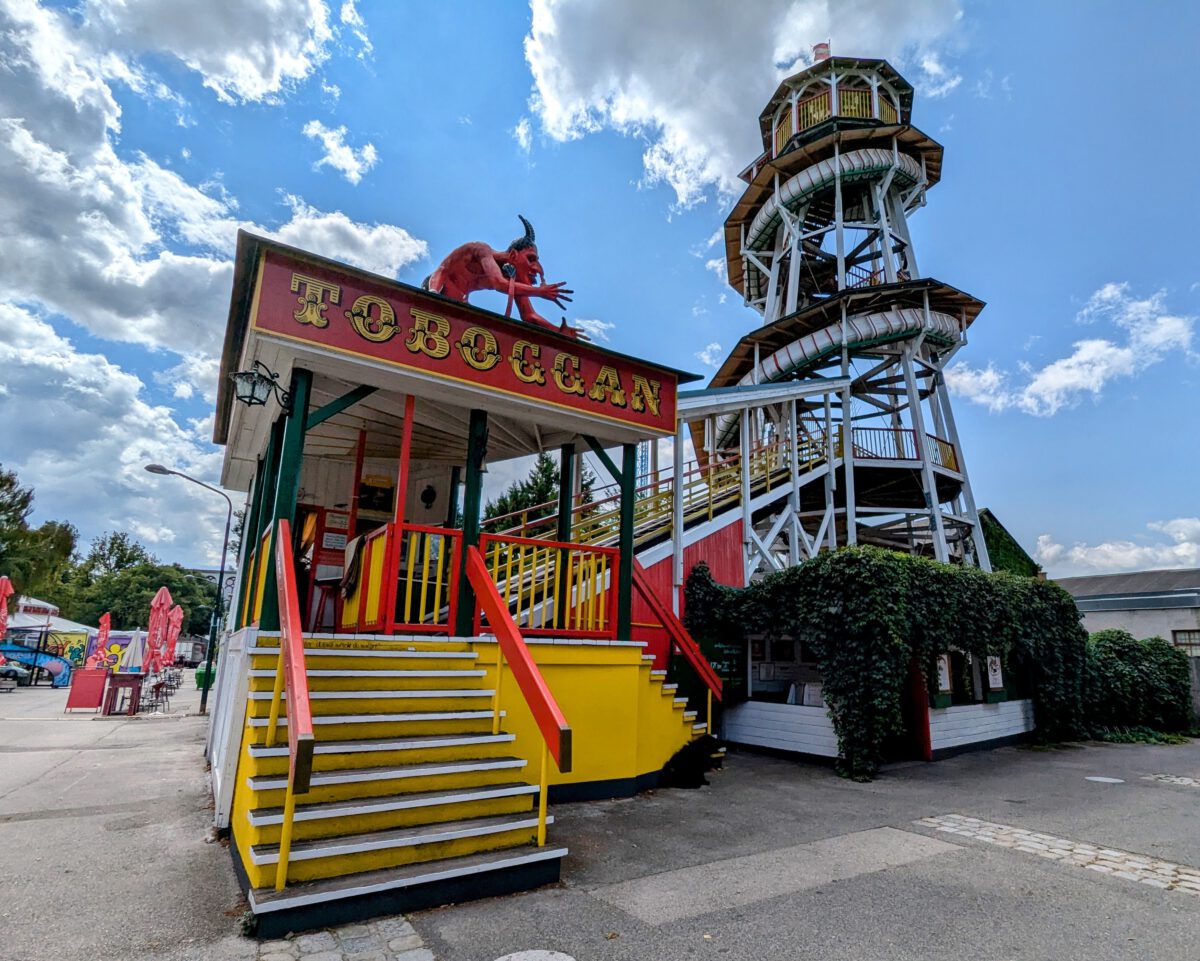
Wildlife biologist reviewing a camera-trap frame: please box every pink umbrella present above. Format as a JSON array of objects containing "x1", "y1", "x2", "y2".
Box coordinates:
[
  {"x1": 164, "y1": 605, "x2": 184, "y2": 665},
  {"x1": 0, "y1": 575, "x2": 13, "y2": 642},
  {"x1": 87, "y1": 613, "x2": 112, "y2": 669},
  {"x1": 143, "y1": 587, "x2": 173, "y2": 675}
]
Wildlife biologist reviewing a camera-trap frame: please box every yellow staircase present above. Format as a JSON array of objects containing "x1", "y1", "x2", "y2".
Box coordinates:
[{"x1": 233, "y1": 637, "x2": 568, "y2": 935}]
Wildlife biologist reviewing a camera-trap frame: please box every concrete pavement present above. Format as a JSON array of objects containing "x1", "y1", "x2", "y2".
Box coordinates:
[{"x1": 4, "y1": 675, "x2": 1200, "y2": 961}]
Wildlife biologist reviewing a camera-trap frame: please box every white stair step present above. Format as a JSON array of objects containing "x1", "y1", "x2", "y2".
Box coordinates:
[
  {"x1": 684, "y1": 710, "x2": 698, "y2": 720},
  {"x1": 251, "y1": 647, "x2": 476, "y2": 660},
  {"x1": 248, "y1": 733, "x2": 514, "y2": 759},
  {"x1": 247, "y1": 782, "x2": 539, "y2": 827},
  {"x1": 650, "y1": 670, "x2": 667, "y2": 678},
  {"x1": 641, "y1": 655, "x2": 656, "y2": 662},
  {"x1": 673, "y1": 697, "x2": 687, "y2": 706},
  {"x1": 249, "y1": 669, "x2": 486, "y2": 679},
  {"x1": 248, "y1": 844, "x2": 568, "y2": 914},
  {"x1": 250, "y1": 689, "x2": 493, "y2": 701},
  {"x1": 248, "y1": 757, "x2": 527, "y2": 792},
  {"x1": 249, "y1": 710, "x2": 502, "y2": 728},
  {"x1": 249, "y1": 812, "x2": 554, "y2": 865},
  {"x1": 692, "y1": 722, "x2": 708, "y2": 732},
  {"x1": 661, "y1": 683, "x2": 678, "y2": 692}
]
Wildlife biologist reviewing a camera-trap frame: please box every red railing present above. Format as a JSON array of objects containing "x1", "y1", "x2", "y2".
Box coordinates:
[
  {"x1": 340, "y1": 522, "x2": 462, "y2": 634},
  {"x1": 266, "y1": 518, "x2": 314, "y2": 890},
  {"x1": 466, "y1": 545, "x2": 572, "y2": 783},
  {"x1": 632, "y1": 560, "x2": 723, "y2": 704}
]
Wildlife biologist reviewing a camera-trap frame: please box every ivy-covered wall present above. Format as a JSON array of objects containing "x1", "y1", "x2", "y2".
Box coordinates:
[
  {"x1": 684, "y1": 547, "x2": 1092, "y2": 779},
  {"x1": 979, "y1": 508, "x2": 1041, "y2": 577}
]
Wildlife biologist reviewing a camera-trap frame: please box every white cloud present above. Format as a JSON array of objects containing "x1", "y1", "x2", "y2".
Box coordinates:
[
  {"x1": 302, "y1": 119, "x2": 379, "y2": 184},
  {"x1": 696, "y1": 342, "x2": 723, "y2": 367},
  {"x1": 82, "y1": 0, "x2": 340, "y2": 104},
  {"x1": 0, "y1": 304, "x2": 231, "y2": 566},
  {"x1": 575, "y1": 317, "x2": 615, "y2": 342},
  {"x1": 524, "y1": 0, "x2": 964, "y2": 207},
  {"x1": 322, "y1": 80, "x2": 342, "y2": 100},
  {"x1": 917, "y1": 52, "x2": 961, "y2": 98},
  {"x1": 1036, "y1": 518, "x2": 1200, "y2": 577},
  {"x1": 339, "y1": 0, "x2": 373, "y2": 59},
  {"x1": 946, "y1": 282, "x2": 1194, "y2": 416},
  {"x1": 705, "y1": 257, "x2": 727, "y2": 282},
  {"x1": 513, "y1": 116, "x2": 533, "y2": 153},
  {"x1": 0, "y1": 0, "x2": 424, "y2": 566}
]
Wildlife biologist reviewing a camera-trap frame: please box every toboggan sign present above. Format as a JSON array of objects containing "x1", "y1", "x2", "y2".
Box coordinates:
[{"x1": 249, "y1": 248, "x2": 678, "y2": 435}]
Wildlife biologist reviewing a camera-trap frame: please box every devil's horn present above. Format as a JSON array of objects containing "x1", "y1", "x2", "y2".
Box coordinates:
[{"x1": 518, "y1": 214, "x2": 535, "y2": 244}]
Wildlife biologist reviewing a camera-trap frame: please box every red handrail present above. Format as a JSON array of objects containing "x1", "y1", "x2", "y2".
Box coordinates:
[
  {"x1": 631, "y1": 559, "x2": 723, "y2": 702},
  {"x1": 275, "y1": 519, "x2": 314, "y2": 793},
  {"x1": 465, "y1": 545, "x2": 572, "y2": 772}
]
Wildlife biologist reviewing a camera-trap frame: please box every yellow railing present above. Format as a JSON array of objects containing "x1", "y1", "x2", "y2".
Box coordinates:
[
  {"x1": 928, "y1": 435, "x2": 960, "y2": 472},
  {"x1": 251, "y1": 529, "x2": 271, "y2": 625},
  {"x1": 839, "y1": 87, "x2": 872, "y2": 120},
  {"x1": 397, "y1": 525, "x2": 462, "y2": 631},
  {"x1": 479, "y1": 534, "x2": 618, "y2": 638},
  {"x1": 880, "y1": 98, "x2": 898, "y2": 124},
  {"x1": 774, "y1": 110, "x2": 793, "y2": 155},
  {"x1": 797, "y1": 90, "x2": 832, "y2": 130},
  {"x1": 483, "y1": 430, "x2": 829, "y2": 551}
]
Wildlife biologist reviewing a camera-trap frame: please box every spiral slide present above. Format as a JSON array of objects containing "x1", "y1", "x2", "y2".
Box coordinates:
[{"x1": 0, "y1": 643, "x2": 74, "y2": 688}]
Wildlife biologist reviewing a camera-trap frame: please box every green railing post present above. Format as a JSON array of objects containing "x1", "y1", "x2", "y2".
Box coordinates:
[
  {"x1": 259, "y1": 368, "x2": 312, "y2": 632},
  {"x1": 455, "y1": 408, "x2": 489, "y2": 636}
]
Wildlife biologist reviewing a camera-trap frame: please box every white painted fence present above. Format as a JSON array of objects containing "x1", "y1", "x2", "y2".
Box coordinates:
[
  {"x1": 928, "y1": 698, "x2": 1034, "y2": 752},
  {"x1": 723, "y1": 700, "x2": 839, "y2": 757}
]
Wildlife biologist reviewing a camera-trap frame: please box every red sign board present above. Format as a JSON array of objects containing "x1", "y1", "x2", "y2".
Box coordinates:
[{"x1": 249, "y1": 250, "x2": 678, "y2": 435}]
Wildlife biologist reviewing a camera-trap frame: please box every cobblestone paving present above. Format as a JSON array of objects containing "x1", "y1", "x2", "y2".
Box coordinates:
[
  {"x1": 917, "y1": 814, "x2": 1200, "y2": 895},
  {"x1": 255, "y1": 917, "x2": 435, "y2": 961},
  {"x1": 1144, "y1": 773, "x2": 1200, "y2": 788}
]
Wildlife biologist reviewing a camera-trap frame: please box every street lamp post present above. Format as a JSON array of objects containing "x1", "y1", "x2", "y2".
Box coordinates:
[{"x1": 145, "y1": 464, "x2": 232, "y2": 715}]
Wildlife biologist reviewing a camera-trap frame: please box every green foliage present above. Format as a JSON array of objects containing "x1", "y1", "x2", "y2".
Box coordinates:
[
  {"x1": 74, "y1": 530, "x2": 156, "y2": 583},
  {"x1": 0, "y1": 464, "x2": 78, "y2": 597},
  {"x1": 60, "y1": 560, "x2": 219, "y2": 635},
  {"x1": 1087, "y1": 629, "x2": 1192, "y2": 732},
  {"x1": 483, "y1": 451, "x2": 595, "y2": 523},
  {"x1": 1091, "y1": 726, "x2": 1191, "y2": 745},
  {"x1": 684, "y1": 547, "x2": 1091, "y2": 780},
  {"x1": 979, "y1": 508, "x2": 1041, "y2": 577}
]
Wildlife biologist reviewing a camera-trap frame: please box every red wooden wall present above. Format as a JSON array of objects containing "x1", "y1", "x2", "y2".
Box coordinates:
[{"x1": 630, "y1": 518, "x2": 744, "y2": 666}]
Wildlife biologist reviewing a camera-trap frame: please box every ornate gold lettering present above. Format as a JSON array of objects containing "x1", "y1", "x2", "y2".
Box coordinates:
[
  {"x1": 509, "y1": 340, "x2": 546, "y2": 385},
  {"x1": 345, "y1": 295, "x2": 398, "y2": 343},
  {"x1": 629, "y1": 375, "x2": 661, "y2": 416},
  {"x1": 290, "y1": 273, "x2": 340, "y2": 328},
  {"x1": 405, "y1": 308, "x2": 451, "y2": 359},
  {"x1": 553, "y1": 353, "x2": 585, "y2": 395},
  {"x1": 587, "y1": 365, "x2": 626, "y2": 408},
  {"x1": 457, "y1": 326, "x2": 501, "y2": 371}
]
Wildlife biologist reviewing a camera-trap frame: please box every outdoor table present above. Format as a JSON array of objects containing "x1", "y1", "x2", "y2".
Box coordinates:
[{"x1": 101, "y1": 673, "x2": 144, "y2": 716}]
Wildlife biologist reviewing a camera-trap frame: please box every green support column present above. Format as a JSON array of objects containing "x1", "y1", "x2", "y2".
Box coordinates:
[
  {"x1": 259, "y1": 368, "x2": 313, "y2": 632},
  {"x1": 238, "y1": 416, "x2": 283, "y2": 628},
  {"x1": 617, "y1": 443, "x2": 636, "y2": 640},
  {"x1": 233, "y1": 457, "x2": 264, "y2": 630},
  {"x1": 454, "y1": 408, "x2": 489, "y2": 636},
  {"x1": 555, "y1": 443, "x2": 575, "y2": 628}
]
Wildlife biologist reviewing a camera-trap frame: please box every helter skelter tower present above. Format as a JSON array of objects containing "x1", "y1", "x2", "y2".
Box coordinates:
[{"x1": 710, "y1": 51, "x2": 991, "y2": 568}]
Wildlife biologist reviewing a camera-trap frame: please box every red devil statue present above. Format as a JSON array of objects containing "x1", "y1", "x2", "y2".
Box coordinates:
[{"x1": 423, "y1": 215, "x2": 583, "y2": 338}]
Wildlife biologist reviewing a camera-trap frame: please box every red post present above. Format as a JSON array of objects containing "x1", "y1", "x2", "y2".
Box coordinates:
[{"x1": 908, "y1": 657, "x2": 933, "y2": 762}]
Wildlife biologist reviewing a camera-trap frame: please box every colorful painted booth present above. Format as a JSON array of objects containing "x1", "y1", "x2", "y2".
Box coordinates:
[{"x1": 208, "y1": 232, "x2": 723, "y2": 933}]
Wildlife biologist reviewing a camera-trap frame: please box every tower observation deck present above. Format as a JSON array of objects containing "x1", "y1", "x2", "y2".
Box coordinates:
[{"x1": 709, "y1": 53, "x2": 991, "y2": 568}]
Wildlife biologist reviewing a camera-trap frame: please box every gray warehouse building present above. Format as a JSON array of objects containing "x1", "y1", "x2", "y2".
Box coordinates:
[{"x1": 1055, "y1": 568, "x2": 1200, "y2": 656}]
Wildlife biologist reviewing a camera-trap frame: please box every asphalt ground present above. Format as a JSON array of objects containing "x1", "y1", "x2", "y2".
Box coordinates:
[
  {"x1": 0, "y1": 674, "x2": 251, "y2": 961},
  {"x1": 3, "y1": 678, "x2": 1200, "y2": 961},
  {"x1": 413, "y1": 740, "x2": 1200, "y2": 961}
]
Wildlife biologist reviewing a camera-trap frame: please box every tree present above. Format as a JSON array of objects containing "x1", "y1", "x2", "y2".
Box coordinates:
[
  {"x1": 65, "y1": 561, "x2": 219, "y2": 635},
  {"x1": 483, "y1": 452, "x2": 596, "y2": 524},
  {"x1": 0, "y1": 465, "x2": 76, "y2": 596},
  {"x1": 76, "y1": 531, "x2": 156, "y2": 583}
]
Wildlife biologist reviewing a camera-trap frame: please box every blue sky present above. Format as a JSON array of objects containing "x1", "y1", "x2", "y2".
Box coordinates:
[{"x1": 0, "y1": 0, "x2": 1197, "y2": 578}]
